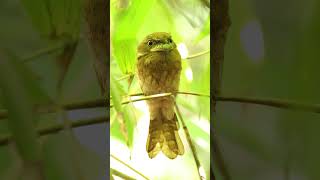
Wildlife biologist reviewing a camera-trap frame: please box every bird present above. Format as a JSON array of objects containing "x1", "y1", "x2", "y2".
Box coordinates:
[{"x1": 136, "y1": 32, "x2": 184, "y2": 159}]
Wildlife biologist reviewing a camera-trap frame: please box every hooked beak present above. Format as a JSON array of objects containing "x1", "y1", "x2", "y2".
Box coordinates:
[{"x1": 150, "y1": 43, "x2": 174, "y2": 52}]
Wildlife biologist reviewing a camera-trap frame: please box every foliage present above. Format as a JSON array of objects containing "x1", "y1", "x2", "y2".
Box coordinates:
[
  {"x1": 110, "y1": 0, "x2": 210, "y2": 179},
  {"x1": 0, "y1": 0, "x2": 104, "y2": 179}
]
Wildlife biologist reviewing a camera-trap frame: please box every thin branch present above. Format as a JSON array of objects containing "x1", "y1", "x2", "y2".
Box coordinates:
[
  {"x1": 0, "y1": 91, "x2": 206, "y2": 120},
  {"x1": 3, "y1": 94, "x2": 320, "y2": 121},
  {"x1": 110, "y1": 92, "x2": 210, "y2": 108},
  {"x1": 116, "y1": 73, "x2": 134, "y2": 81},
  {"x1": 110, "y1": 93, "x2": 172, "y2": 108},
  {"x1": 216, "y1": 96, "x2": 320, "y2": 113},
  {"x1": 0, "y1": 98, "x2": 106, "y2": 120},
  {"x1": 111, "y1": 154, "x2": 150, "y2": 180},
  {"x1": 0, "y1": 116, "x2": 107, "y2": 146},
  {"x1": 22, "y1": 43, "x2": 66, "y2": 63},
  {"x1": 110, "y1": 168, "x2": 136, "y2": 180},
  {"x1": 174, "y1": 99, "x2": 205, "y2": 180},
  {"x1": 123, "y1": 91, "x2": 210, "y2": 98},
  {"x1": 186, "y1": 49, "x2": 210, "y2": 60}
]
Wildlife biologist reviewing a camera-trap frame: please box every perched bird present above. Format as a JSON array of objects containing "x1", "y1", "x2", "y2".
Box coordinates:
[{"x1": 136, "y1": 32, "x2": 184, "y2": 159}]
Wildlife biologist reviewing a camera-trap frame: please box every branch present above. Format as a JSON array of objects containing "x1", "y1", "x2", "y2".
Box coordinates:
[
  {"x1": 0, "y1": 91, "x2": 206, "y2": 120},
  {"x1": 22, "y1": 43, "x2": 66, "y2": 63},
  {"x1": 0, "y1": 98, "x2": 106, "y2": 120},
  {"x1": 111, "y1": 154, "x2": 150, "y2": 180},
  {"x1": 216, "y1": 96, "x2": 320, "y2": 113},
  {"x1": 186, "y1": 50, "x2": 210, "y2": 60},
  {"x1": 110, "y1": 168, "x2": 136, "y2": 180},
  {"x1": 0, "y1": 116, "x2": 107, "y2": 146},
  {"x1": 110, "y1": 92, "x2": 210, "y2": 108},
  {"x1": 174, "y1": 99, "x2": 205, "y2": 180},
  {"x1": 116, "y1": 73, "x2": 134, "y2": 81}
]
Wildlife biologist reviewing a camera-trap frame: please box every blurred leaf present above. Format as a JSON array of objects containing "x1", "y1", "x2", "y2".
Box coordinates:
[
  {"x1": 194, "y1": 15, "x2": 210, "y2": 43},
  {"x1": 47, "y1": 0, "x2": 82, "y2": 40},
  {"x1": 112, "y1": 0, "x2": 156, "y2": 74},
  {"x1": 110, "y1": 76, "x2": 124, "y2": 112},
  {"x1": 110, "y1": 76, "x2": 135, "y2": 148},
  {"x1": 21, "y1": 0, "x2": 82, "y2": 40},
  {"x1": 0, "y1": 51, "x2": 46, "y2": 162},
  {"x1": 0, "y1": 146, "x2": 22, "y2": 180},
  {"x1": 112, "y1": 38, "x2": 136, "y2": 75},
  {"x1": 20, "y1": 0, "x2": 53, "y2": 37},
  {"x1": 42, "y1": 132, "x2": 104, "y2": 180}
]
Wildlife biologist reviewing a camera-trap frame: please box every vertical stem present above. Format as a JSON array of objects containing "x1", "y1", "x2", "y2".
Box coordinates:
[
  {"x1": 212, "y1": 0, "x2": 231, "y2": 179},
  {"x1": 174, "y1": 99, "x2": 205, "y2": 180}
]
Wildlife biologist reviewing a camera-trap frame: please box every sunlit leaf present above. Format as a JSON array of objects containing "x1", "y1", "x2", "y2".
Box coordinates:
[
  {"x1": 194, "y1": 15, "x2": 210, "y2": 43},
  {"x1": 112, "y1": 0, "x2": 156, "y2": 74}
]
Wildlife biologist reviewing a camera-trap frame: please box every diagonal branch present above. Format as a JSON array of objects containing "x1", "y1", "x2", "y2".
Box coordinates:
[
  {"x1": 110, "y1": 168, "x2": 136, "y2": 180},
  {"x1": 111, "y1": 154, "x2": 150, "y2": 180},
  {"x1": 174, "y1": 98, "x2": 205, "y2": 180},
  {"x1": 0, "y1": 116, "x2": 107, "y2": 146},
  {"x1": 216, "y1": 96, "x2": 320, "y2": 113},
  {"x1": 186, "y1": 50, "x2": 210, "y2": 60}
]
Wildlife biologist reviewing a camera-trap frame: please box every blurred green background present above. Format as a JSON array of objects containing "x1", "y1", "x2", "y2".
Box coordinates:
[
  {"x1": 110, "y1": 0, "x2": 210, "y2": 179},
  {"x1": 215, "y1": 0, "x2": 320, "y2": 179},
  {"x1": 0, "y1": 0, "x2": 106, "y2": 179}
]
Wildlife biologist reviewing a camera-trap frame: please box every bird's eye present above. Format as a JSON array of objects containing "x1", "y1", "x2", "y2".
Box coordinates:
[
  {"x1": 168, "y1": 38, "x2": 173, "y2": 43},
  {"x1": 148, "y1": 41, "x2": 153, "y2": 46}
]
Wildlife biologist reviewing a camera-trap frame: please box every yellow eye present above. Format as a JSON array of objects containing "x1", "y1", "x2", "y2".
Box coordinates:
[
  {"x1": 148, "y1": 41, "x2": 153, "y2": 46},
  {"x1": 168, "y1": 38, "x2": 173, "y2": 43}
]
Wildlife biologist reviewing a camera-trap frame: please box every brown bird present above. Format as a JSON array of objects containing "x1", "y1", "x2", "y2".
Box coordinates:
[{"x1": 136, "y1": 32, "x2": 184, "y2": 159}]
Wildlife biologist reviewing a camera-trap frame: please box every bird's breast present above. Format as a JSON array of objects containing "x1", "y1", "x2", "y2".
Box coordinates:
[{"x1": 137, "y1": 50, "x2": 182, "y2": 95}]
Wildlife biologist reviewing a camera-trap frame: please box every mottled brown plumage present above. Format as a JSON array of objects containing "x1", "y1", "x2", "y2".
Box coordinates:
[{"x1": 136, "y1": 32, "x2": 184, "y2": 159}]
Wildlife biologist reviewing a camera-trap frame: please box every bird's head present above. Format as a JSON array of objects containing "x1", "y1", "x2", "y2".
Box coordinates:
[{"x1": 137, "y1": 32, "x2": 177, "y2": 59}]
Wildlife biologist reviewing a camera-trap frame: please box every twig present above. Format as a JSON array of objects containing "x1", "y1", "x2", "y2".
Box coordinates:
[
  {"x1": 0, "y1": 91, "x2": 206, "y2": 120},
  {"x1": 174, "y1": 99, "x2": 204, "y2": 180},
  {"x1": 216, "y1": 96, "x2": 320, "y2": 113},
  {"x1": 22, "y1": 43, "x2": 66, "y2": 63},
  {"x1": 0, "y1": 98, "x2": 106, "y2": 120},
  {"x1": 0, "y1": 116, "x2": 107, "y2": 146},
  {"x1": 123, "y1": 91, "x2": 210, "y2": 98},
  {"x1": 110, "y1": 93, "x2": 172, "y2": 108},
  {"x1": 116, "y1": 73, "x2": 134, "y2": 81},
  {"x1": 186, "y1": 49, "x2": 210, "y2": 60},
  {"x1": 3, "y1": 94, "x2": 320, "y2": 121},
  {"x1": 110, "y1": 168, "x2": 136, "y2": 180},
  {"x1": 111, "y1": 154, "x2": 150, "y2": 180},
  {"x1": 110, "y1": 92, "x2": 210, "y2": 107}
]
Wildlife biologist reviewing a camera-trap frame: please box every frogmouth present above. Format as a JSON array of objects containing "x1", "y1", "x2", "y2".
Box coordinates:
[{"x1": 136, "y1": 32, "x2": 184, "y2": 159}]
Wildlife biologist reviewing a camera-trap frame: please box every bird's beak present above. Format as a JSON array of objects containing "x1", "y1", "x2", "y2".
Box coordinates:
[{"x1": 150, "y1": 43, "x2": 174, "y2": 52}]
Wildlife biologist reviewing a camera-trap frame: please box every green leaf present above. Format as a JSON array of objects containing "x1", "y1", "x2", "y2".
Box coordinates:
[
  {"x1": 0, "y1": 51, "x2": 45, "y2": 162},
  {"x1": 112, "y1": 0, "x2": 156, "y2": 74},
  {"x1": 48, "y1": 0, "x2": 82, "y2": 39},
  {"x1": 20, "y1": 0, "x2": 53, "y2": 37},
  {"x1": 110, "y1": 75, "x2": 135, "y2": 148},
  {"x1": 21, "y1": 0, "x2": 82, "y2": 40},
  {"x1": 194, "y1": 15, "x2": 210, "y2": 43},
  {"x1": 110, "y1": 76, "x2": 124, "y2": 112}
]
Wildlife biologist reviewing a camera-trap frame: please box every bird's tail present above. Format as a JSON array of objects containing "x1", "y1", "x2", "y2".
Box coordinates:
[{"x1": 146, "y1": 108, "x2": 184, "y2": 159}]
